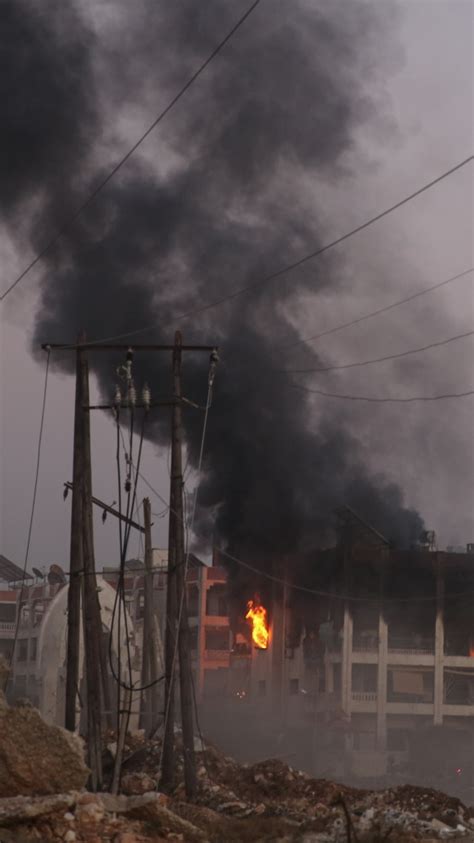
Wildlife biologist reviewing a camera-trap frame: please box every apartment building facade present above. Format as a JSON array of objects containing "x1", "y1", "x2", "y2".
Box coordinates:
[{"x1": 230, "y1": 527, "x2": 474, "y2": 800}]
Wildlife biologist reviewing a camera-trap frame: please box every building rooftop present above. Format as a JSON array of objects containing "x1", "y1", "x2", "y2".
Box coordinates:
[{"x1": 0, "y1": 554, "x2": 33, "y2": 584}]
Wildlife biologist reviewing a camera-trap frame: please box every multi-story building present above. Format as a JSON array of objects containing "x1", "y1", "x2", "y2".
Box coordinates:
[
  {"x1": 103, "y1": 553, "x2": 231, "y2": 702},
  {"x1": 213, "y1": 513, "x2": 474, "y2": 801},
  {"x1": 0, "y1": 554, "x2": 30, "y2": 663},
  {"x1": 3, "y1": 548, "x2": 231, "y2": 726}
]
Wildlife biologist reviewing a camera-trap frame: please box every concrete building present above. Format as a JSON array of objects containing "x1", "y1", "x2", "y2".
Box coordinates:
[
  {"x1": 3, "y1": 548, "x2": 232, "y2": 728},
  {"x1": 103, "y1": 553, "x2": 232, "y2": 702},
  {"x1": 219, "y1": 516, "x2": 474, "y2": 800}
]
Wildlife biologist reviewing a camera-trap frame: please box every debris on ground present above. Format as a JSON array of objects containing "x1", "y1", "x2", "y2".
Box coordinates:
[
  {"x1": 0, "y1": 673, "x2": 89, "y2": 798},
  {"x1": 0, "y1": 726, "x2": 473, "y2": 841}
]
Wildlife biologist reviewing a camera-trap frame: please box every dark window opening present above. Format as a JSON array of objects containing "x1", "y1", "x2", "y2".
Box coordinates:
[{"x1": 289, "y1": 678, "x2": 299, "y2": 695}]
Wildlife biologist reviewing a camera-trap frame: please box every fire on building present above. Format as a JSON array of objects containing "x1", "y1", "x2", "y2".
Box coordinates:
[
  {"x1": 195, "y1": 510, "x2": 474, "y2": 804},
  {"x1": 2, "y1": 510, "x2": 473, "y2": 804}
]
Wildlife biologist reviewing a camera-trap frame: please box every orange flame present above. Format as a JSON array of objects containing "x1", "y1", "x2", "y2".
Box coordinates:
[{"x1": 246, "y1": 599, "x2": 269, "y2": 649}]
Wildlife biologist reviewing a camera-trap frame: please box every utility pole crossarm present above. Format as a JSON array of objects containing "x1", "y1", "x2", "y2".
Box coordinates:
[
  {"x1": 42, "y1": 343, "x2": 218, "y2": 352},
  {"x1": 64, "y1": 482, "x2": 146, "y2": 533}
]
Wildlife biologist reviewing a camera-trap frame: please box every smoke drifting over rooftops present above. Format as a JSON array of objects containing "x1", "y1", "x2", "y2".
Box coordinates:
[{"x1": 3, "y1": 0, "x2": 423, "y2": 562}]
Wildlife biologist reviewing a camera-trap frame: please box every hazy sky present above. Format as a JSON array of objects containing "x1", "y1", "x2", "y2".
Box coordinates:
[{"x1": 1, "y1": 0, "x2": 473, "y2": 572}]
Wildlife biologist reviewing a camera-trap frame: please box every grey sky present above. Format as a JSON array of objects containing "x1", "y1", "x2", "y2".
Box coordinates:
[{"x1": 1, "y1": 0, "x2": 473, "y2": 570}]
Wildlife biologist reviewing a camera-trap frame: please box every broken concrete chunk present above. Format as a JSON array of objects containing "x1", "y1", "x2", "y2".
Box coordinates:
[{"x1": 0, "y1": 703, "x2": 89, "y2": 797}]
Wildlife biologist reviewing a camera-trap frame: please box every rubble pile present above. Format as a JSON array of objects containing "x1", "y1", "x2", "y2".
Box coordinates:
[
  {"x1": 108, "y1": 733, "x2": 474, "y2": 841},
  {"x1": 0, "y1": 719, "x2": 473, "y2": 842}
]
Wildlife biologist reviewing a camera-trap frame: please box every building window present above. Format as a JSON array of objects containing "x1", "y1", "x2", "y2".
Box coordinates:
[
  {"x1": 258, "y1": 679, "x2": 266, "y2": 697},
  {"x1": 353, "y1": 731, "x2": 376, "y2": 752},
  {"x1": 387, "y1": 729, "x2": 408, "y2": 752},
  {"x1": 30, "y1": 638, "x2": 37, "y2": 662},
  {"x1": 17, "y1": 640, "x2": 28, "y2": 662},
  {"x1": 0, "y1": 603, "x2": 16, "y2": 623},
  {"x1": 289, "y1": 678, "x2": 299, "y2": 695},
  {"x1": 33, "y1": 602, "x2": 44, "y2": 626},
  {"x1": 206, "y1": 584, "x2": 228, "y2": 617},
  {"x1": 205, "y1": 628, "x2": 229, "y2": 651},
  {"x1": 136, "y1": 592, "x2": 145, "y2": 620}
]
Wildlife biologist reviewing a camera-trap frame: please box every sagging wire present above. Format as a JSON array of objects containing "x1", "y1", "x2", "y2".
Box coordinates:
[
  {"x1": 108, "y1": 352, "x2": 163, "y2": 699},
  {"x1": 6, "y1": 347, "x2": 51, "y2": 681}
]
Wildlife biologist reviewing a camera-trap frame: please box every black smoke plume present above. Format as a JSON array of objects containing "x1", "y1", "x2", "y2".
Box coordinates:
[{"x1": 4, "y1": 0, "x2": 423, "y2": 568}]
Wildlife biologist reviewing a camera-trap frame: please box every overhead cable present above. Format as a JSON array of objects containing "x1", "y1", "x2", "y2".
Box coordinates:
[
  {"x1": 289, "y1": 384, "x2": 474, "y2": 403},
  {"x1": 0, "y1": 0, "x2": 261, "y2": 303},
  {"x1": 45, "y1": 161, "x2": 474, "y2": 348},
  {"x1": 284, "y1": 266, "x2": 473, "y2": 351},
  {"x1": 283, "y1": 328, "x2": 474, "y2": 374},
  {"x1": 7, "y1": 348, "x2": 51, "y2": 675}
]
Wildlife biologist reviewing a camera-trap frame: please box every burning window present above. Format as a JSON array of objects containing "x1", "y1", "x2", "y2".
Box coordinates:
[{"x1": 246, "y1": 599, "x2": 269, "y2": 649}]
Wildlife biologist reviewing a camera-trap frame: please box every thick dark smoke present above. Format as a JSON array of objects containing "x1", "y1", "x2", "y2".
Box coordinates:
[{"x1": 4, "y1": 0, "x2": 423, "y2": 564}]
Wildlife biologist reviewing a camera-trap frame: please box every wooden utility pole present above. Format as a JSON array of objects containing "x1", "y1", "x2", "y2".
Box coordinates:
[
  {"x1": 65, "y1": 337, "x2": 85, "y2": 732},
  {"x1": 161, "y1": 332, "x2": 197, "y2": 797},
  {"x1": 80, "y1": 346, "x2": 104, "y2": 790},
  {"x1": 140, "y1": 497, "x2": 161, "y2": 735},
  {"x1": 173, "y1": 334, "x2": 197, "y2": 799},
  {"x1": 44, "y1": 336, "x2": 216, "y2": 793}
]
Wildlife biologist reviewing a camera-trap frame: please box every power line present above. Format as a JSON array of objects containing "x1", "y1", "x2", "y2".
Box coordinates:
[
  {"x1": 283, "y1": 328, "x2": 474, "y2": 374},
  {"x1": 41, "y1": 161, "x2": 474, "y2": 349},
  {"x1": 0, "y1": 0, "x2": 262, "y2": 303},
  {"x1": 7, "y1": 348, "x2": 51, "y2": 675},
  {"x1": 284, "y1": 267, "x2": 473, "y2": 351},
  {"x1": 219, "y1": 547, "x2": 474, "y2": 604},
  {"x1": 289, "y1": 383, "x2": 474, "y2": 403}
]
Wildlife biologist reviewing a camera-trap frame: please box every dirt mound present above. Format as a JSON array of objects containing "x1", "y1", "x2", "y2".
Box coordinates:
[{"x1": 1, "y1": 727, "x2": 473, "y2": 841}]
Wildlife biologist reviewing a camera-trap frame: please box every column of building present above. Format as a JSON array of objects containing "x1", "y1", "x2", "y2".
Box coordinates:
[
  {"x1": 434, "y1": 559, "x2": 444, "y2": 725},
  {"x1": 195, "y1": 565, "x2": 208, "y2": 702},
  {"x1": 375, "y1": 561, "x2": 388, "y2": 750},
  {"x1": 341, "y1": 603, "x2": 353, "y2": 716}
]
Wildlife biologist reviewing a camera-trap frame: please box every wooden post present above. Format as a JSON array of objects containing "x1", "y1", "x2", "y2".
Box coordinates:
[
  {"x1": 161, "y1": 347, "x2": 180, "y2": 791},
  {"x1": 161, "y1": 331, "x2": 197, "y2": 797},
  {"x1": 65, "y1": 337, "x2": 84, "y2": 731},
  {"x1": 80, "y1": 347, "x2": 103, "y2": 790},
  {"x1": 140, "y1": 497, "x2": 160, "y2": 735},
  {"x1": 173, "y1": 333, "x2": 197, "y2": 799}
]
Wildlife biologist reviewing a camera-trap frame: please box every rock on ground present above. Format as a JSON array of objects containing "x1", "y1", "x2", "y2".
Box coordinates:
[{"x1": 0, "y1": 702, "x2": 89, "y2": 797}]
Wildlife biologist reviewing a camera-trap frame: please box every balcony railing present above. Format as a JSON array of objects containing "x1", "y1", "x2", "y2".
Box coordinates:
[
  {"x1": 353, "y1": 636, "x2": 378, "y2": 652},
  {"x1": 388, "y1": 638, "x2": 434, "y2": 655},
  {"x1": 351, "y1": 691, "x2": 377, "y2": 702},
  {"x1": 204, "y1": 649, "x2": 230, "y2": 661},
  {"x1": 0, "y1": 621, "x2": 15, "y2": 635}
]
